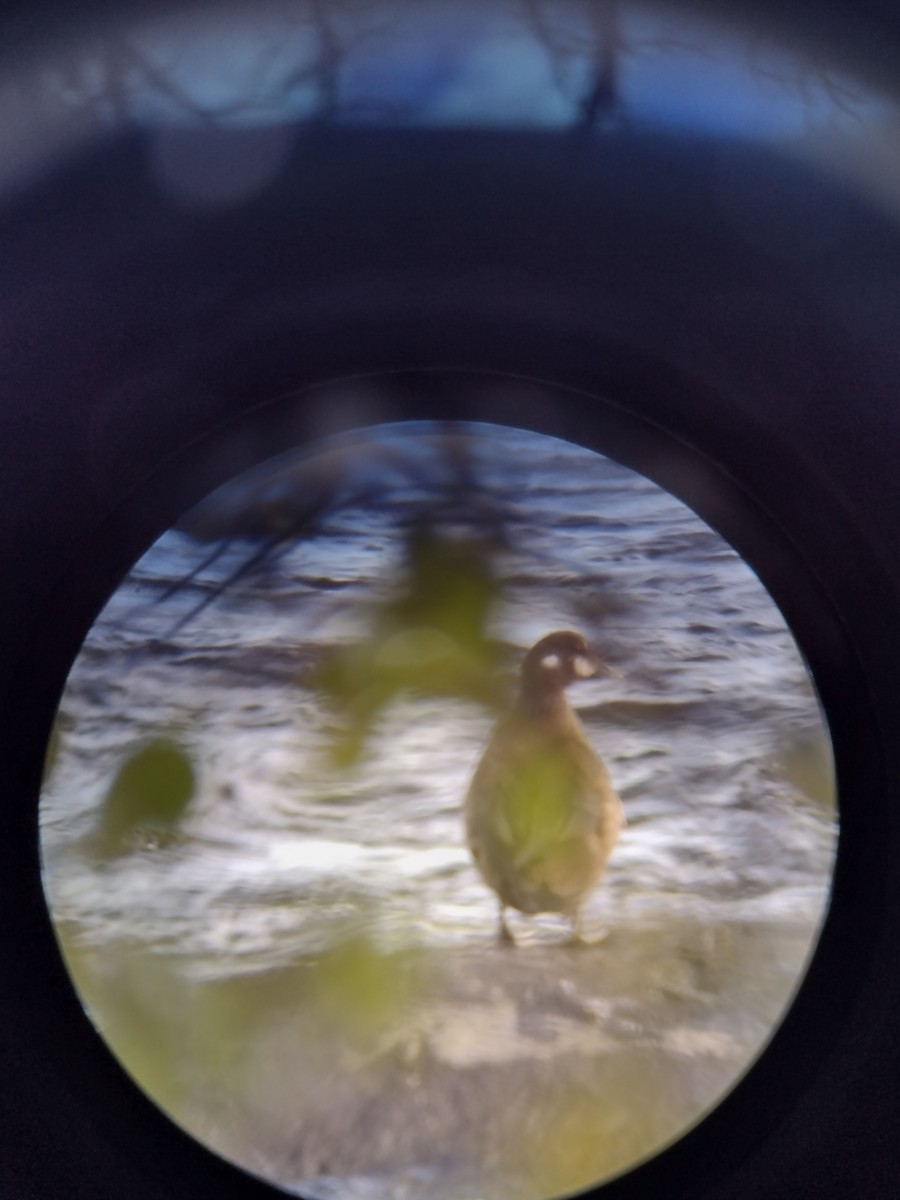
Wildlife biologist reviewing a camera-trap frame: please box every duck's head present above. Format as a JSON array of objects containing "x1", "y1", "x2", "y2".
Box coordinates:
[{"x1": 520, "y1": 630, "x2": 612, "y2": 697}]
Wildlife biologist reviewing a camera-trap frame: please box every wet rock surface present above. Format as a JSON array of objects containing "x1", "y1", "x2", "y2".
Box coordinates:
[{"x1": 189, "y1": 917, "x2": 819, "y2": 1200}]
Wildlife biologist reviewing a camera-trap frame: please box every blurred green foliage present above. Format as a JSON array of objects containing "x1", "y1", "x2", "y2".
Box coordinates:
[
  {"x1": 93, "y1": 738, "x2": 196, "y2": 858},
  {"x1": 312, "y1": 523, "x2": 508, "y2": 766},
  {"x1": 59, "y1": 926, "x2": 425, "y2": 1153},
  {"x1": 777, "y1": 731, "x2": 836, "y2": 814},
  {"x1": 54, "y1": 909, "x2": 819, "y2": 1200},
  {"x1": 498, "y1": 746, "x2": 583, "y2": 865},
  {"x1": 61, "y1": 939, "x2": 190, "y2": 1119},
  {"x1": 509, "y1": 1060, "x2": 682, "y2": 1198},
  {"x1": 300, "y1": 932, "x2": 423, "y2": 1044}
]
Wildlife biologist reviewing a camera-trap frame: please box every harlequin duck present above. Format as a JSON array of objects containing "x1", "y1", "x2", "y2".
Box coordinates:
[{"x1": 465, "y1": 631, "x2": 623, "y2": 945}]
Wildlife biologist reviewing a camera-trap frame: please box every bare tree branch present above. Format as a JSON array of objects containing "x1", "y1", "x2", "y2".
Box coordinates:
[{"x1": 577, "y1": 0, "x2": 621, "y2": 130}]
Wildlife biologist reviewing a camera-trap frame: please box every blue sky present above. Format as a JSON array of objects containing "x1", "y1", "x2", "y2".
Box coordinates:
[
  {"x1": 6, "y1": 1, "x2": 894, "y2": 207},
  {"x1": 100, "y1": 0, "x2": 892, "y2": 140}
]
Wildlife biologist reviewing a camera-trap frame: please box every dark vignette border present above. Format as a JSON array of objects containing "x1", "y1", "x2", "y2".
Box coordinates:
[{"x1": 1, "y1": 96, "x2": 899, "y2": 1200}]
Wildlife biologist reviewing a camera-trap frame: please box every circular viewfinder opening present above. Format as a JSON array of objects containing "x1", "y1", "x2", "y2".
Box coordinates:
[{"x1": 40, "y1": 411, "x2": 837, "y2": 1200}]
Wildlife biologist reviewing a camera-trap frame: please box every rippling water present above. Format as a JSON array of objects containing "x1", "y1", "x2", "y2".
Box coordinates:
[{"x1": 39, "y1": 421, "x2": 837, "y2": 1197}]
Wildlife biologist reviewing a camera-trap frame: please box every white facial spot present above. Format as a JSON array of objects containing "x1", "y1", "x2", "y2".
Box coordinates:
[
  {"x1": 573, "y1": 654, "x2": 596, "y2": 677},
  {"x1": 540, "y1": 653, "x2": 561, "y2": 670}
]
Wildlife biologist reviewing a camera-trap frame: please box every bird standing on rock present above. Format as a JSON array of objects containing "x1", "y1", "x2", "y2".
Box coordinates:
[{"x1": 465, "y1": 631, "x2": 623, "y2": 945}]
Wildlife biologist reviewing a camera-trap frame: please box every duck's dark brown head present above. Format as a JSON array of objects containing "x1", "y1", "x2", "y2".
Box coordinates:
[{"x1": 518, "y1": 630, "x2": 607, "y2": 713}]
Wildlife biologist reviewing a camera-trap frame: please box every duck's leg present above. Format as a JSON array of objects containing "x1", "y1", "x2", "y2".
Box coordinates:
[
  {"x1": 564, "y1": 908, "x2": 609, "y2": 948},
  {"x1": 497, "y1": 904, "x2": 516, "y2": 945},
  {"x1": 563, "y1": 907, "x2": 587, "y2": 948}
]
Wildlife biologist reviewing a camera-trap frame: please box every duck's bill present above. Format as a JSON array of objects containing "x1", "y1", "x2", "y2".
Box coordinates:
[{"x1": 574, "y1": 654, "x2": 623, "y2": 680}]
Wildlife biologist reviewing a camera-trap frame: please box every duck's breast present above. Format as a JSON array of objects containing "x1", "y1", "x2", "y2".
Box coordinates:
[{"x1": 465, "y1": 715, "x2": 620, "y2": 911}]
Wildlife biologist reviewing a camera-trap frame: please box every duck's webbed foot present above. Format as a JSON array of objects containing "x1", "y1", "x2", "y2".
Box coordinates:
[
  {"x1": 563, "y1": 910, "x2": 609, "y2": 948},
  {"x1": 563, "y1": 932, "x2": 588, "y2": 949},
  {"x1": 562, "y1": 909, "x2": 589, "y2": 948}
]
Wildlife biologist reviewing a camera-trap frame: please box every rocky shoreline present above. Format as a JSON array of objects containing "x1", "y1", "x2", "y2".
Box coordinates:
[{"x1": 185, "y1": 914, "x2": 822, "y2": 1200}]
